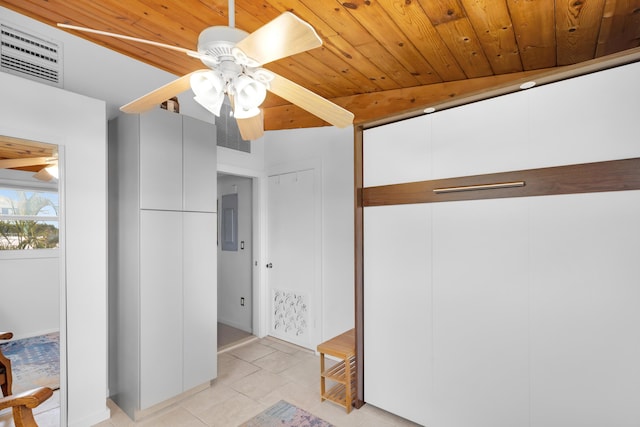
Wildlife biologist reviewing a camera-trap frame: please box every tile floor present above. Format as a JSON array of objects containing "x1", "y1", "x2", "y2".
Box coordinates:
[{"x1": 2, "y1": 337, "x2": 420, "y2": 427}]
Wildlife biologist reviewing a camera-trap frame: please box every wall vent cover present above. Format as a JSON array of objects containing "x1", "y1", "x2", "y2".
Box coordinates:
[
  {"x1": 0, "y1": 23, "x2": 63, "y2": 88},
  {"x1": 215, "y1": 98, "x2": 251, "y2": 153}
]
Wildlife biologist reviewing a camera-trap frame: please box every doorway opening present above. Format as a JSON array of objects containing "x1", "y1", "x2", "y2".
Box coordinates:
[{"x1": 217, "y1": 173, "x2": 255, "y2": 351}]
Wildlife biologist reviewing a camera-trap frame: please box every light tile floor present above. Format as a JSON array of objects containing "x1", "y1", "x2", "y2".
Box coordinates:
[{"x1": 2, "y1": 337, "x2": 421, "y2": 427}]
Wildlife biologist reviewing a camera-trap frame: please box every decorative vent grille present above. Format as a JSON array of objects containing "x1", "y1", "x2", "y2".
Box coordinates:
[
  {"x1": 0, "y1": 23, "x2": 63, "y2": 88},
  {"x1": 215, "y1": 98, "x2": 251, "y2": 153}
]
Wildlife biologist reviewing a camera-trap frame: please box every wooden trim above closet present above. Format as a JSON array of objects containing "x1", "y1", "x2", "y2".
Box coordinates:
[{"x1": 363, "y1": 157, "x2": 640, "y2": 207}]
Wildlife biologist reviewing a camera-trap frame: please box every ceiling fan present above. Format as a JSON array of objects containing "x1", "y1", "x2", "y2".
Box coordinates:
[
  {"x1": 57, "y1": 6, "x2": 355, "y2": 140},
  {"x1": 0, "y1": 156, "x2": 59, "y2": 181}
]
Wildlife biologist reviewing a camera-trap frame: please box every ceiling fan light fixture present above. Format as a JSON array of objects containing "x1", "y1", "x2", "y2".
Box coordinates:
[
  {"x1": 194, "y1": 94, "x2": 225, "y2": 116},
  {"x1": 234, "y1": 74, "x2": 267, "y2": 110},
  {"x1": 191, "y1": 70, "x2": 225, "y2": 116}
]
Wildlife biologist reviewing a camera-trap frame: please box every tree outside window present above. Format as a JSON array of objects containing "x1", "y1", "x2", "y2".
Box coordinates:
[{"x1": 0, "y1": 188, "x2": 59, "y2": 250}]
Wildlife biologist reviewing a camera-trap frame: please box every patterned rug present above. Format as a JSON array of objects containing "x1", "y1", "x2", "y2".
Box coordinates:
[
  {"x1": 0, "y1": 332, "x2": 60, "y2": 393},
  {"x1": 240, "y1": 400, "x2": 334, "y2": 427}
]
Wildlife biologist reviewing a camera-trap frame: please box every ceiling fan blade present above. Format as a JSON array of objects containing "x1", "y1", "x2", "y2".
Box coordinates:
[
  {"x1": 0, "y1": 157, "x2": 55, "y2": 169},
  {"x1": 234, "y1": 12, "x2": 322, "y2": 66},
  {"x1": 268, "y1": 73, "x2": 354, "y2": 128},
  {"x1": 33, "y1": 168, "x2": 55, "y2": 182},
  {"x1": 236, "y1": 110, "x2": 265, "y2": 140},
  {"x1": 121, "y1": 70, "x2": 207, "y2": 113},
  {"x1": 57, "y1": 23, "x2": 202, "y2": 59}
]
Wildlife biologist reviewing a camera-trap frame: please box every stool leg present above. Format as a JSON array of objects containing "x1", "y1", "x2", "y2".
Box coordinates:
[
  {"x1": 345, "y1": 356, "x2": 352, "y2": 413},
  {"x1": 320, "y1": 353, "x2": 326, "y2": 402}
]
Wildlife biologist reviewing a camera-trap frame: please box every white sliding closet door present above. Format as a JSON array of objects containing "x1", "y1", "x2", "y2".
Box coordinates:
[
  {"x1": 432, "y1": 198, "x2": 529, "y2": 427},
  {"x1": 364, "y1": 204, "x2": 433, "y2": 427},
  {"x1": 529, "y1": 191, "x2": 640, "y2": 427}
]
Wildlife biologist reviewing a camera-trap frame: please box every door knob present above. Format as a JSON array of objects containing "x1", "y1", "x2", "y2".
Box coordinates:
[{"x1": 266, "y1": 263, "x2": 273, "y2": 268}]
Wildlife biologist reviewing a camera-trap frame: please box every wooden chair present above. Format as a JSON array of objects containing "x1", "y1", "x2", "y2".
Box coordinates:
[
  {"x1": 0, "y1": 332, "x2": 54, "y2": 426},
  {"x1": 0, "y1": 387, "x2": 53, "y2": 427},
  {"x1": 0, "y1": 331, "x2": 13, "y2": 397}
]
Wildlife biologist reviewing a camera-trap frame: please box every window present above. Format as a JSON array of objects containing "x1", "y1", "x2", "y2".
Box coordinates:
[{"x1": 0, "y1": 187, "x2": 59, "y2": 250}]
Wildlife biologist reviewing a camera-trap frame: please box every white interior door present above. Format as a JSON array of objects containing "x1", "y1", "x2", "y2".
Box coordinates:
[{"x1": 267, "y1": 169, "x2": 319, "y2": 349}]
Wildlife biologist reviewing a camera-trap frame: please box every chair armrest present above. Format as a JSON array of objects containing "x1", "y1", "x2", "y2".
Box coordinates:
[
  {"x1": 0, "y1": 332, "x2": 13, "y2": 341},
  {"x1": 0, "y1": 387, "x2": 53, "y2": 411},
  {"x1": 0, "y1": 387, "x2": 53, "y2": 427}
]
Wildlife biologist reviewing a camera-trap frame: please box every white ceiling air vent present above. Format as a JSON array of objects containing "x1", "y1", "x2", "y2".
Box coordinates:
[{"x1": 1, "y1": 22, "x2": 63, "y2": 88}]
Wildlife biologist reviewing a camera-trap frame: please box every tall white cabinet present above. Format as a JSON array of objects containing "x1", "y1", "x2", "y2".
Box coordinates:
[{"x1": 108, "y1": 108, "x2": 218, "y2": 419}]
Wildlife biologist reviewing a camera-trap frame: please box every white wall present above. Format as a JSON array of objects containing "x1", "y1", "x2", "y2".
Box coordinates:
[
  {"x1": 0, "y1": 255, "x2": 59, "y2": 339},
  {"x1": 0, "y1": 72, "x2": 109, "y2": 426},
  {"x1": 217, "y1": 174, "x2": 253, "y2": 332},
  {"x1": 265, "y1": 126, "x2": 355, "y2": 341},
  {"x1": 363, "y1": 61, "x2": 640, "y2": 426}
]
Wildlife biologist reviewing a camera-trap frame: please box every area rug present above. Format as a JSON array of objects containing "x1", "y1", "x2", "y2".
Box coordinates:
[
  {"x1": 240, "y1": 400, "x2": 334, "y2": 427},
  {"x1": 0, "y1": 332, "x2": 60, "y2": 393}
]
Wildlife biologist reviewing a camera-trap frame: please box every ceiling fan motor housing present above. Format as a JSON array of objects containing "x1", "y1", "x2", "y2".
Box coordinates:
[{"x1": 197, "y1": 26, "x2": 250, "y2": 67}]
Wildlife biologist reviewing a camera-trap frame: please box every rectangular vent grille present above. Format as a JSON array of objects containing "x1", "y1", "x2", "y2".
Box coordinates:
[
  {"x1": 216, "y1": 99, "x2": 251, "y2": 153},
  {"x1": 0, "y1": 23, "x2": 63, "y2": 88}
]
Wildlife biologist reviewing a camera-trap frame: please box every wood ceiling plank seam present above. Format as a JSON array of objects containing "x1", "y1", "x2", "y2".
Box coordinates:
[
  {"x1": 433, "y1": 18, "x2": 495, "y2": 78},
  {"x1": 459, "y1": 0, "x2": 524, "y2": 74},
  {"x1": 266, "y1": 0, "x2": 395, "y2": 91},
  {"x1": 0, "y1": 1, "x2": 71, "y2": 29},
  {"x1": 419, "y1": 0, "x2": 467, "y2": 26},
  {"x1": 506, "y1": 0, "x2": 557, "y2": 70},
  {"x1": 419, "y1": 0, "x2": 495, "y2": 77},
  {"x1": 338, "y1": 1, "x2": 442, "y2": 86},
  {"x1": 302, "y1": 46, "x2": 383, "y2": 95},
  {"x1": 354, "y1": 41, "x2": 424, "y2": 87},
  {"x1": 379, "y1": 1, "x2": 467, "y2": 82},
  {"x1": 265, "y1": 61, "x2": 345, "y2": 99},
  {"x1": 298, "y1": 0, "x2": 421, "y2": 87},
  {"x1": 596, "y1": 0, "x2": 640, "y2": 56},
  {"x1": 595, "y1": 0, "x2": 617, "y2": 56},
  {"x1": 134, "y1": 0, "x2": 223, "y2": 37},
  {"x1": 298, "y1": 0, "x2": 378, "y2": 45},
  {"x1": 555, "y1": 0, "x2": 607, "y2": 65},
  {"x1": 321, "y1": 35, "x2": 402, "y2": 91},
  {"x1": 194, "y1": 0, "x2": 227, "y2": 22}
]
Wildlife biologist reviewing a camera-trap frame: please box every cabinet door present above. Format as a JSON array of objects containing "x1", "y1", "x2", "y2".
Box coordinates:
[
  {"x1": 139, "y1": 109, "x2": 183, "y2": 210},
  {"x1": 364, "y1": 204, "x2": 433, "y2": 426},
  {"x1": 183, "y1": 115, "x2": 217, "y2": 212},
  {"x1": 140, "y1": 210, "x2": 183, "y2": 409},
  {"x1": 183, "y1": 212, "x2": 217, "y2": 390},
  {"x1": 432, "y1": 198, "x2": 529, "y2": 427}
]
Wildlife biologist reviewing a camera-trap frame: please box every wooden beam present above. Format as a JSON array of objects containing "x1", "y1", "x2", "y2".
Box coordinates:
[{"x1": 363, "y1": 158, "x2": 640, "y2": 207}]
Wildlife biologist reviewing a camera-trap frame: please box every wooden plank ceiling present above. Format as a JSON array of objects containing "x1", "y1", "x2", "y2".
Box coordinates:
[{"x1": 2, "y1": 0, "x2": 640, "y2": 131}]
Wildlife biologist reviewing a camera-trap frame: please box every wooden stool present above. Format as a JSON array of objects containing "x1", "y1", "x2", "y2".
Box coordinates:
[{"x1": 317, "y1": 328, "x2": 356, "y2": 413}]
